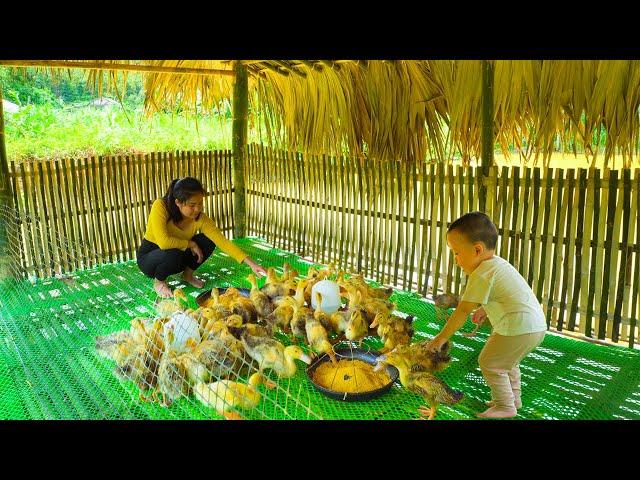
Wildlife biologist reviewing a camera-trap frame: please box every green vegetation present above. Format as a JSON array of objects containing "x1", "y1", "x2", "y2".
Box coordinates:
[
  {"x1": 1, "y1": 67, "x2": 247, "y2": 161},
  {"x1": 4, "y1": 104, "x2": 236, "y2": 161}
]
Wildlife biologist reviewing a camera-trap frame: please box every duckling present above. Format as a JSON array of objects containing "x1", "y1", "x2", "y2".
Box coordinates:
[
  {"x1": 281, "y1": 296, "x2": 313, "y2": 344},
  {"x1": 120, "y1": 319, "x2": 166, "y2": 401},
  {"x1": 229, "y1": 295, "x2": 258, "y2": 324},
  {"x1": 155, "y1": 334, "x2": 193, "y2": 406},
  {"x1": 375, "y1": 348, "x2": 463, "y2": 420},
  {"x1": 344, "y1": 308, "x2": 371, "y2": 346},
  {"x1": 370, "y1": 312, "x2": 415, "y2": 352},
  {"x1": 201, "y1": 289, "x2": 233, "y2": 317},
  {"x1": 189, "y1": 333, "x2": 251, "y2": 382},
  {"x1": 339, "y1": 272, "x2": 394, "y2": 300},
  {"x1": 306, "y1": 294, "x2": 337, "y2": 363},
  {"x1": 247, "y1": 273, "x2": 276, "y2": 318},
  {"x1": 193, "y1": 372, "x2": 266, "y2": 420},
  {"x1": 259, "y1": 267, "x2": 290, "y2": 299},
  {"x1": 265, "y1": 303, "x2": 294, "y2": 333},
  {"x1": 344, "y1": 285, "x2": 394, "y2": 325},
  {"x1": 95, "y1": 330, "x2": 134, "y2": 361},
  {"x1": 266, "y1": 278, "x2": 309, "y2": 333},
  {"x1": 239, "y1": 329, "x2": 312, "y2": 381},
  {"x1": 399, "y1": 340, "x2": 452, "y2": 373},
  {"x1": 223, "y1": 314, "x2": 245, "y2": 328},
  {"x1": 228, "y1": 322, "x2": 271, "y2": 339},
  {"x1": 433, "y1": 293, "x2": 460, "y2": 323}
]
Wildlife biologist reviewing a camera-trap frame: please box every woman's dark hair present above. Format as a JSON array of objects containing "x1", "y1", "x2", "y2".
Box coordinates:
[
  {"x1": 163, "y1": 177, "x2": 206, "y2": 223},
  {"x1": 447, "y1": 211, "x2": 498, "y2": 250}
]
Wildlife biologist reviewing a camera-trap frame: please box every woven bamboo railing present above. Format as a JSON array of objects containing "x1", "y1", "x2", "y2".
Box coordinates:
[
  {"x1": 245, "y1": 144, "x2": 640, "y2": 348},
  {"x1": 8, "y1": 150, "x2": 234, "y2": 277},
  {"x1": 6, "y1": 144, "x2": 639, "y2": 347}
]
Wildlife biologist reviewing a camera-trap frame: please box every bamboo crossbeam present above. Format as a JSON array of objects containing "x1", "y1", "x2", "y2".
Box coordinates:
[{"x1": 0, "y1": 60, "x2": 235, "y2": 76}]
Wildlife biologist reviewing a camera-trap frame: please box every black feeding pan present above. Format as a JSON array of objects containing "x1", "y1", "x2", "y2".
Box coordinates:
[
  {"x1": 196, "y1": 287, "x2": 251, "y2": 307},
  {"x1": 306, "y1": 347, "x2": 399, "y2": 402}
]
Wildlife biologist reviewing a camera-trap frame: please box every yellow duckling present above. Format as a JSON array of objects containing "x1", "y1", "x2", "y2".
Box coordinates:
[
  {"x1": 306, "y1": 293, "x2": 337, "y2": 363},
  {"x1": 193, "y1": 372, "x2": 266, "y2": 420},
  {"x1": 240, "y1": 329, "x2": 312, "y2": 381}
]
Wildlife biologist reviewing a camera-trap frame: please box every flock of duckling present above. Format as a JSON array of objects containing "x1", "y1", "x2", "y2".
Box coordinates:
[{"x1": 95, "y1": 263, "x2": 463, "y2": 420}]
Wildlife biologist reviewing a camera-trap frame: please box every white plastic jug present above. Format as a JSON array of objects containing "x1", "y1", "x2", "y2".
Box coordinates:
[
  {"x1": 163, "y1": 311, "x2": 200, "y2": 352},
  {"x1": 311, "y1": 279, "x2": 341, "y2": 314}
]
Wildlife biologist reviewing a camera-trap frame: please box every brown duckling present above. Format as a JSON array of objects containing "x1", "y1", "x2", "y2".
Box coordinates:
[
  {"x1": 375, "y1": 348, "x2": 463, "y2": 420},
  {"x1": 247, "y1": 273, "x2": 276, "y2": 318}
]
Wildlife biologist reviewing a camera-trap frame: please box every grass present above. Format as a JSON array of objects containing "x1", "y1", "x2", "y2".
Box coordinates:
[{"x1": 4, "y1": 104, "x2": 241, "y2": 161}]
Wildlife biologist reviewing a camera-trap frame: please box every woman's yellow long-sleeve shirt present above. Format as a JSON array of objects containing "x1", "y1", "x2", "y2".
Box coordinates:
[{"x1": 143, "y1": 199, "x2": 247, "y2": 264}]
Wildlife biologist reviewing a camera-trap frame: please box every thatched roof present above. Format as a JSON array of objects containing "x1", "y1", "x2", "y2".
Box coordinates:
[{"x1": 2, "y1": 60, "x2": 640, "y2": 167}]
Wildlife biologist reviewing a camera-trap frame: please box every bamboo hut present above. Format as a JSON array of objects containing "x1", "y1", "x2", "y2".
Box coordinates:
[{"x1": 1, "y1": 60, "x2": 639, "y2": 421}]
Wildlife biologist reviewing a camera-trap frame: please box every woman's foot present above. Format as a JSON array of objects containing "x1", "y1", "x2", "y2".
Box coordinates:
[
  {"x1": 154, "y1": 279, "x2": 173, "y2": 298},
  {"x1": 182, "y1": 271, "x2": 205, "y2": 289}
]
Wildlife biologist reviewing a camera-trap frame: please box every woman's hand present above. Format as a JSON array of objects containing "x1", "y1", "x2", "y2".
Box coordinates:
[
  {"x1": 244, "y1": 257, "x2": 267, "y2": 277},
  {"x1": 188, "y1": 240, "x2": 204, "y2": 264}
]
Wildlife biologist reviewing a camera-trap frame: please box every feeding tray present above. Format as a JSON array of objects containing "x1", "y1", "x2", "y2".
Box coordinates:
[
  {"x1": 196, "y1": 287, "x2": 251, "y2": 307},
  {"x1": 306, "y1": 347, "x2": 399, "y2": 402}
]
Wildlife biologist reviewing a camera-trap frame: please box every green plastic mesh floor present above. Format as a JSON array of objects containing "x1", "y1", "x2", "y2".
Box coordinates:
[{"x1": 1, "y1": 237, "x2": 640, "y2": 420}]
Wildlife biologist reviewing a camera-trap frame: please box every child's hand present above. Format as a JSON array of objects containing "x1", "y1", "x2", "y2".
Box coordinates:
[
  {"x1": 426, "y1": 335, "x2": 448, "y2": 353},
  {"x1": 472, "y1": 307, "x2": 487, "y2": 324}
]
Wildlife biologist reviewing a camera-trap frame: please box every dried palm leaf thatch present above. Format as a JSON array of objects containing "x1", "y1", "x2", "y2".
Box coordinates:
[{"x1": 6, "y1": 59, "x2": 640, "y2": 168}]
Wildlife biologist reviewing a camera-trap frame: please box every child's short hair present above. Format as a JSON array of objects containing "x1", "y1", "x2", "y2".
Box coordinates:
[{"x1": 448, "y1": 212, "x2": 498, "y2": 250}]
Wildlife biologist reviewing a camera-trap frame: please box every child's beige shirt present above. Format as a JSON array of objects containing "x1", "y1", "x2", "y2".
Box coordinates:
[{"x1": 460, "y1": 255, "x2": 547, "y2": 336}]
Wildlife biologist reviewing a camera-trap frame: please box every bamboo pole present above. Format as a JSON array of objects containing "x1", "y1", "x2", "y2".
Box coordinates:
[
  {"x1": 537, "y1": 169, "x2": 556, "y2": 318},
  {"x1": 355, "y1": 155, "x2": 364, "y2": 274},
  {"x1": 232, "y1": 61, "x2": 248, "y2": 239},
  {"x1": 585, "y1": 169, "x2": 601, "y2": 337},
  {"x1": 18, "y1": 162, "x2": 37, "y2": 276},
  {"x1": 501, "y1": 166, "x2": 513, "y2": 262},
  {"x1": 0, "y1": 85, "x2": 16, "y2": 279},
  {"x1": 527, "y1": 168, "x2": 541, "y2": 287},
  {"x1": 613, "y1": 169, "x2": 630, "y2": 343},
  {"x1": 629, "y1": 170, "x2": 640, "y2": 346},
  {"x1": 606, "y1": 170, "x2": 629, "y2": 342},
  {"x1": 392, "y1": 159, "x2": 403, "y2": 286},
  {"x1": 557, "y1": 169, "x2": 575, "y2": 331},
  {"x1": 548, "y1": 169, "x2": 567, "y2": 328},
  {"x1": 480, "y1": 59, "x2": 494, "y2": 212},
  {"x1": 568, "y1": 169, "x2": 586, "y2": 331},
  {"x1": 444, "y1": 164, "x2": 455, "y2": 293},
  {"x1": 594, "y1": 169, "x2": 610, "y2": 339},
  {"x1": 0, "y1": 60, "x2": 236, "y2": 76},
  {"x1": 8, "y1": 161, "x2": 27, "y2": 277},
  {"x1": 423, "y1": 164, "x2": 436, "y2": 295},
  {"x1": 508, "y1": 166, "x2": 520, "y2": 266},
  {"x1": 453, "y1": 165, "x2": 465, "y2": 294},
  {"x1": 410, "y1": 161, "x2": 421, "y2": 292}
]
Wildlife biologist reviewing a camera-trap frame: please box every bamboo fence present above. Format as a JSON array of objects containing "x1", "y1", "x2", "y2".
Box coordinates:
[
  {"x1": 7, "y1": 150, "x2": 234, "y2": 277},
  {"x1": 5, "y1": 144, "x2": 640, "y2": 347},
  {"x1": 245, "y1": 144, "x2": 640, "y2": 348}
]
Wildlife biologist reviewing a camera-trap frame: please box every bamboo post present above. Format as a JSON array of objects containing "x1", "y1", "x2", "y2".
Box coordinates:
[
  {"x1": 232, "y1": 62, "x2": 247, "y2": 238},
  {"x1": 480, "y1": 59, "x2": 494, "y2": 213},
  {"x1": 0, "y1": 85, "x2": 16, "y2": 280}
]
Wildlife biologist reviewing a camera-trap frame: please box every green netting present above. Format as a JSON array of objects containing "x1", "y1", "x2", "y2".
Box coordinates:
[{"x1": 1, "y1": 237, "x2": 640, "y2": 420}]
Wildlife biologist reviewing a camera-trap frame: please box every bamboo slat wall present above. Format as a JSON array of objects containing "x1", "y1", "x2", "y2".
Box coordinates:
[
  {"x1": 8, "y1": 150, "x2": 234, "y2": 278},
  {"x1": 5, "y1": 145, "x2": 640, "y2": 348},
  {"x1": 246, "y1": 144, "x2": 640, "y2": 348}
]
